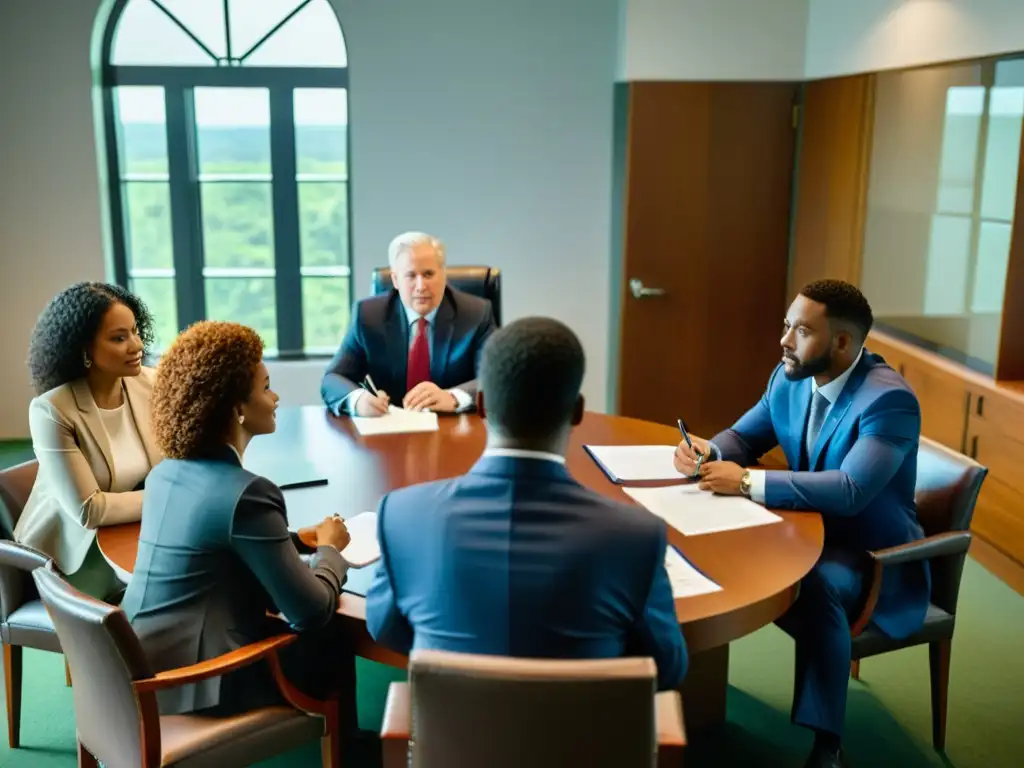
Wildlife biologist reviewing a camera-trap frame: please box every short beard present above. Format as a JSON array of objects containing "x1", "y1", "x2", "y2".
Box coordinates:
[{"x1": 784, "y1": 350, "x2": 832, "y2": 381}]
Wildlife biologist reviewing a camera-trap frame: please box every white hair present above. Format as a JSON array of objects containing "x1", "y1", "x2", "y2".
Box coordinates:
[{"x1": 387, "y1": 231, "x2": 446, "y2": 270}]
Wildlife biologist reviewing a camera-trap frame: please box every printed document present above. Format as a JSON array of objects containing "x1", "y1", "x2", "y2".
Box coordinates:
[
  {"x1": 584, "y1": 444, "x2": 682, "y2": 482},
  {"x1": 351, "y1": 405, "x2": 439, "y2": 436},
  {"x1": 623, "y1": 484, "x2": 782, "y2": 536},
  {"x1": 665, "y1": 547, "x2": 722, "y2": 598}
]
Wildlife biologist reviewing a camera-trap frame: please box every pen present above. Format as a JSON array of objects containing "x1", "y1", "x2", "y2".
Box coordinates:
[
  {"x1": 677, "y1": 417, "x2": 706, "y2": 476},
  {"x1": 362, "y1": 374, "x2": 379, "y2": 396},
  {"x1": 676, "y1": 418, "x2": 694, "y2": 451}
]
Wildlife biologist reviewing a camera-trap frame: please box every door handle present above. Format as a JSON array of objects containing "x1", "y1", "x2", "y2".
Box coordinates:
[{"x1": 629, "y1": 278, "x2": 666, "y2": 299}]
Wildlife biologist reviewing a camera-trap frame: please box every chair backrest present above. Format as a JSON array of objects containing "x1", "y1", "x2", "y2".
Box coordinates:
[
  {"x1": 409, "y1": 650, "x2": 657, "y2": 768},
  {"x1": 0, "y1": 459, "x2": 38, "y2": 539},
  {"x1": 0, "y1": 541, "x2": 50, "y2": 628},
  {"x1": 914, "y1": 437, "x2": 987, "y2": 613},
  {"x1": 370, "y1": 265, "x2": 502, "y2": 326},
  {"x1": 33, "y1": 565, "x2": 156, "y2": 765}
]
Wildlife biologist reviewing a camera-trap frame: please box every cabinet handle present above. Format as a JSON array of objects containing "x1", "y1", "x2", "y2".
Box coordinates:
[
  {"x1": 898, "y1": 363, "x2": 906, "y2": 376},
  {"x1": 976, "y1": 395, "x2": 984, "y2": 417},
  {"x1": 970, "y1": 435, "x2": 978, "y2": 459}
]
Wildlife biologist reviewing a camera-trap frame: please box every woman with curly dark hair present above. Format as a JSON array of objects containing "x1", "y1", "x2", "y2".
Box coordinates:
[
  {"x1": 16, "y1": 281, "x2": 161, "y2": 599},
  {"x1": 120, "y1": 321, "x2": 369, "y2": 759}
]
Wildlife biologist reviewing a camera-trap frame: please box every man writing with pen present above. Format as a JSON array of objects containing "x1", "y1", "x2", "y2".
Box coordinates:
[{"x1": 320, "y1": 231, "x2": 497, "y2": 417}]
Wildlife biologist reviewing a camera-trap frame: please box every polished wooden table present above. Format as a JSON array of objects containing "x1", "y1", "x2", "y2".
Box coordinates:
[{"x1": 97, "y1": 406, "x2": 823, "y2": 733}]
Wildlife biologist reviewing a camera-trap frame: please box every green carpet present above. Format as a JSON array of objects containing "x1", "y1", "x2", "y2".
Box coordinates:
[{"x1": 2, "y1": 438, "x2": 1022, "y2": 765}]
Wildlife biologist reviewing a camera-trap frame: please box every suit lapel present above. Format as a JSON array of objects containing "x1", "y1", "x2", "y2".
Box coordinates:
[
  {"x1": 431, "y1": 294, "x2": 455, "y2": 384},
  {"x1": 70, "y1": 378, "x2": 115, "y2": 487},
  {"x1": 807, "y1": 357, "x2": 871, "y2": 470},
  {"x1": 387, "y1": 296, "x2": 410, "y2": 393},
  {"x1": 124, "y1": 373, "x2": 160, "y2": 468}
]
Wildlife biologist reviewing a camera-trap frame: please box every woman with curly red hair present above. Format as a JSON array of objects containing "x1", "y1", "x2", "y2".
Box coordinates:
[{"x1": 120, "y1": 321, "x2": 368, "y2": 760}]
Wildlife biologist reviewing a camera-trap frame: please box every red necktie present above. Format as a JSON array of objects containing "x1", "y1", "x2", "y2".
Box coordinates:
[{"x1": 407, "y1": 317, "x2": 431, "y2": 391}]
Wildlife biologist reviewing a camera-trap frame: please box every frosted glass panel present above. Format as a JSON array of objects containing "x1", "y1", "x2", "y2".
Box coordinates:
[
  {"x1": 923, "y1": 215, "x2": 971, "y2": 315},
  {"x1": 972, "y1": 222, "x2": 1013, "y2": 313}
]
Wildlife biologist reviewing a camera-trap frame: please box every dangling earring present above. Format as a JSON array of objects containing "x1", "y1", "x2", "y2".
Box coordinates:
[
  {"x1": 83, "y1": 354, "x2": 92, "y2": 369},
  {"x1": 238, "y1": 414, "x2": 245, "y2": 425}
]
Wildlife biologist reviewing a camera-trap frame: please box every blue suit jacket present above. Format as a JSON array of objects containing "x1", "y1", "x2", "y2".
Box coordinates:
[
  {"x1": 365, "y1": 456, "x2": 688, "y2": 690},
  {"x1": 712, "y1": 351, "x2": 930, "y2": 639},
  {"x1": 320, "y1": 286, "x2": 496, "y2": 413}
]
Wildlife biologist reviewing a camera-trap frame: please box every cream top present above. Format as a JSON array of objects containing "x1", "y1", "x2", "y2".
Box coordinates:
[{"x1": 97, "y1": 402, "x2": 151, "y2": 492}]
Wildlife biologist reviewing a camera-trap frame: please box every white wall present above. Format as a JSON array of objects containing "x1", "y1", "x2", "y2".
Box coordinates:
[
  {"x1": 0, "y1": 0, "x2": 619, "y2": 438},
  {"x1": 806, "y1": 0, "x2": 1024, "y2": 79},
  {"x1": 620, "y1": 0, "x2": 810, "y2": 81}
]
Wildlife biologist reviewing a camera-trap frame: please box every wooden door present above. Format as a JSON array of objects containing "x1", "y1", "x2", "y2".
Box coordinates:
[{"x1": 614, "y1": 82, "x2": 798, "y2": 439}]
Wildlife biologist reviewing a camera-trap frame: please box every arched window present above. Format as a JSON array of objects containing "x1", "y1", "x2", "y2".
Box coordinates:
[{"x1": 98, "y1": 0, "x2": 351, "y2": 356}]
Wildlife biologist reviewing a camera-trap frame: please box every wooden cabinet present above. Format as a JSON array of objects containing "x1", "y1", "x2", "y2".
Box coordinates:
[{"x1": 868, "y1": 330, "x2": 1024, "y2": 565}]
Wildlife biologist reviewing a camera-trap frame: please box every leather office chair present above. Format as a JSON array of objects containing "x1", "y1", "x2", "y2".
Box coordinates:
[
  {"x1": 370, "y1": 265, "x2": 502, "y2": 326},
  {"x1": 848, "y1": 436, "x2": 987, "y2": 751},
  {"x1": 380, "y1": 650, "x2": 686, "y2": 768},
  {"x1": 0, "y1": 459, "x2": 64, "y2": 750},
  {"x1": 32, "y1": 563, "x2": 343, "y2": 768}
]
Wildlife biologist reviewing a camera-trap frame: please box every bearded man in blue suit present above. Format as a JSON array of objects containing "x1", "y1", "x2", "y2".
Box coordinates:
[{"x1": 675, "y1": 279, "x2": 927, "y2": 768}]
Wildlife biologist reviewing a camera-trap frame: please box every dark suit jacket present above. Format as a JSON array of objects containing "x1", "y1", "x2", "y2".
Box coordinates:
[
  {"x1": 320, "y1": 286, "x2": 496, "y2": 414},
  {"x1": 120, "y1": 446, "x2": 348, "y2": 715},
  {"x1": 365, "y1": 455, "x2": 688, "y2": 690},
  {"x1": 712, "y1": 351, "x2": 929, "y2": 640}
]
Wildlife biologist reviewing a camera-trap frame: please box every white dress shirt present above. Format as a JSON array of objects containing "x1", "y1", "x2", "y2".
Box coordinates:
[
  {"x1": 745, "y1": 348, "x2": 864, "y2": 504},
  {"x1": 482, "y1": 448, "x2": 566, "y2": 464},
  {"x1": 344, "y1": 302, "x2": 473, "y2": 413}
]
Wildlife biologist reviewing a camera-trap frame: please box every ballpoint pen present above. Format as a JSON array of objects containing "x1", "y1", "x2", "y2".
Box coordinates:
[
  {"x1": 677, "y1": 418, "x2": 706, "y2": 477},
  {"x1": 362, "y1": 374, "x2": 380, "y2": 396}
]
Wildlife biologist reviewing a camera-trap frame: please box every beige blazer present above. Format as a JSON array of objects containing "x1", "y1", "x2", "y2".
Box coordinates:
[{"x1": 14, "y1": 366, "x2": 162, "y2": 574}]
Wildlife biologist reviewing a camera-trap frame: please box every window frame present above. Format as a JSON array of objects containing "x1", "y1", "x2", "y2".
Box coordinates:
[{"x1": 98, "y1": 0, "x2": 353, "y2": 359}]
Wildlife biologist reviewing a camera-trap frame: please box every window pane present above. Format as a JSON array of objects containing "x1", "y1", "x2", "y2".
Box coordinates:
[
  {"x1": 972, "y1": 221, "x2": 1013, "y2": 313},
  {"x1": 936, "y1": 87, "x2": 984, "y2": 214},
  {"x1": 129, "y1": 277, "x2": 178, "y2": 352},
  {"x1": 299, "y1": 183, "x2": 348, "y2": 268},
  {"x1": 116, "y1": 87, "x2": 168, "y2": 176},
  {"x1": 194, "y1": 88, "x2": 271, "y2": 176},
  {"x1": 204, "y1": 278, "x2": 278, "y2": 351},
  {"x1": 922, "y1": 215, "x2": 971, "y2": 315},
  {"x1": 124, "y1": 182, "x2": 174, "y2": 270},
  {"x1": 295, "y1": 89, "x2": 348, "y2": 176},
  {"x1": 979, "y1": 87, "x2": 1024, "y2": 221},
  {"x1": 302, "y1": 277, "x2": 350, "y2": 352},
  {"x1": 161, "y1": 0, "x2": 227, "y2": 58},
  {"x1": 112, "y1": 0, "x2": 216, "y2": 66},
  {"x1": 200, "y1": 183, "x2": 275, "y2": 268},
  {"x1": 233, "y1": 0, "x2": 346, "y2": 67}
]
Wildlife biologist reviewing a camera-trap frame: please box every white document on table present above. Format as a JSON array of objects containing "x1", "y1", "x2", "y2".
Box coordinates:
[
  {"x1": 584, "y1": 444, "x2": 683, "y2": 482},
  {"x1": 623, "y1": 484, "x2": 782, "y2": 536},
  {"x1": 664, "y1": 547, "x2": 722, "y2": 598},
  {"x1": 351, "y1": 405, "x2": 439, "y2": 436},
  {"x1": 340, "y1": 512, "x2": 380, "y2": 567}
]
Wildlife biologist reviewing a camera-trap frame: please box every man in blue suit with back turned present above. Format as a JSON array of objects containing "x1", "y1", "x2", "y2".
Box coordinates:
[
  {"x1": 320, "y1": 231, "x2": 496, "y2": 417},
  {"x1": 675, "y1": 279, "x2": 927, "y2": 768},
  {"x1": 366, "y1": 317, "x2": 687, "y2": 690}
]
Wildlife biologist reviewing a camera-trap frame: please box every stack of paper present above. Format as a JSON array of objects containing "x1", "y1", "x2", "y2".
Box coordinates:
[
  {"x1": 583, "y1": 444, "x2": 683, "y2": 483},
  {"x1": 351, "y1": 405, "x2": 439, "y2": 436},
  {"x1": 623, "y1": 484, "x2": 782, "y2": 536},
  {"x1": 665, "y1": 547, "x2": 722, "y2": 598},
  {"x1": 340, "y1": 511, "x2": 381, "y2": 567}
]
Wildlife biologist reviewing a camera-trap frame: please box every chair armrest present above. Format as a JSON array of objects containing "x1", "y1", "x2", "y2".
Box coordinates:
[
  {"x1": 0, "y1": 541, "x2": 50, "y2": 622},
  {"x1": 850, "y1": 531, "x2": 972, "y2": 637},
  {"x1": 869, "y1": 531, "x2": 972, "y2": 567},
  {"x1": 655, "y1": 690, "x2": 686, "y2": 766},
  {"x1": 380, "y1": 682, "x2": 411, "y2": 768},
  {"x1": 133, "y1": 633, "x2": 298, "y2": 693}
]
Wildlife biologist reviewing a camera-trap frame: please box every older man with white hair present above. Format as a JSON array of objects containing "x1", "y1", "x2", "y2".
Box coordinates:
[{"x1": 321, "y1": 231, "x2": 497, "y2": 417}]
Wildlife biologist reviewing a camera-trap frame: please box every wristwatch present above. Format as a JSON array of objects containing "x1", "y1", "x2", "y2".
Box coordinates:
[{"x1": 739, "y1": 470, "x2": 751, "y2": 497}]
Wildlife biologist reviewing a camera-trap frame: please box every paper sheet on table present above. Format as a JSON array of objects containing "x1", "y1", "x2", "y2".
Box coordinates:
[
  {"x1": 583, "y1": 444, "x2": 683, "y2": 483},
  {"x1": 351, "y1": 405, "x2": 439, "y2": 436},
  {"x1": 340, "y1": 512, "x2": 380, "y2": 567},
  {"x1": 665, "y1": 547, "x2": 722, "y2": 598},
  {"x1": 623, "y1": 483, "x2": 782, "y2": 536}
]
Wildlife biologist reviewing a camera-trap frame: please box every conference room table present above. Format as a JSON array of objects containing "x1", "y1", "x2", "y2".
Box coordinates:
[{"x1": 97, "y1": 406, "x2": 824, "y2": 734}]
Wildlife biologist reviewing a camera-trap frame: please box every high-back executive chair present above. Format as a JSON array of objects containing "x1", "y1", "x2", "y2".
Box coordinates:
[
  {"x1": 379, "y1": 650, "x2": 686, "y2": 768},
  {"x1": 370, "y1": 265, "x2": 502, "y2": 326},
  {"x1": 848, "y1": 436, "x2": 987, "y2": 751}
]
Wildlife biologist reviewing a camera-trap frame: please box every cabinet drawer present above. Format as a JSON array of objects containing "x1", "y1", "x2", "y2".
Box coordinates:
[
  {"x1": 969, "y1": 388, "x2": 1024, "y2": 443},
  {"x1": 971, "y1": 474, "x2": 1024, "y2": 565},
  {"x1": 902, "y1": 363, "x2": 969, "y2": 452},
  {"x1": 966, "y1": 418, "x2": 1024, "y2": 481}
]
